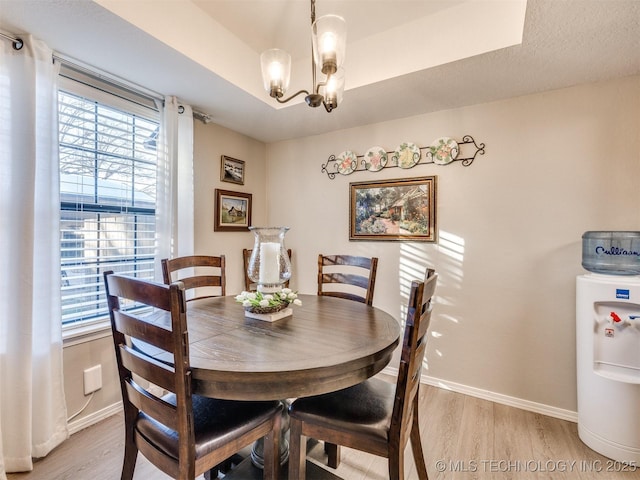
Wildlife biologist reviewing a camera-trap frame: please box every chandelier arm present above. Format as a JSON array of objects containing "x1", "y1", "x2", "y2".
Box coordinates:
[
  {"x1": 276, "y1": 89, "x2": 312, "y2": 104},
  {"x1": 314, "y1": 72, "x2": 332, "y2": 95}
]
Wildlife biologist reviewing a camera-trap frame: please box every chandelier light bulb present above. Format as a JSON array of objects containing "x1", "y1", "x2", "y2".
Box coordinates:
[
  {"x1": 319, "y1": 32, "x2": 338, "y2": 72},
  {"x1": 260, "y1": 49, "x2": 291, "y2": 98},
  {"x1": 325, "y1": 75, "x2": 337, "y2": 98},
  {"x1": 269, "y1": 62, "x2": 283, "y2": 84},
  {"x1": 312, "y1": 14, "x2": 346, "y2": 75},
  {"x1": 321, "y1": 67, "x2": 345, "y2": 111}
]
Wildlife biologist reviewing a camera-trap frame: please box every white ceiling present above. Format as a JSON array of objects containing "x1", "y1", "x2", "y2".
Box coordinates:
[{"x1": 0, "y1": 0, "x2": 638, "y2": 143}]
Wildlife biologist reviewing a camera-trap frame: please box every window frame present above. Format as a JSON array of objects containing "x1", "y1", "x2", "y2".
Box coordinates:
[{"x1": 58, "y1": 74, "x2": 161, "y2": 341}]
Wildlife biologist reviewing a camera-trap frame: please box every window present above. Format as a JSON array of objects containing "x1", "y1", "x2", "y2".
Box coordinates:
[{"x1": 58, "y1": 72, "x2": 160, "y2": 328}]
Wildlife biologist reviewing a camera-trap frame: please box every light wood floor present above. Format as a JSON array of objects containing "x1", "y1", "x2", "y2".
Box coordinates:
[{"x1": 7, "y1": 384, "x2": 640, "y2": 480}]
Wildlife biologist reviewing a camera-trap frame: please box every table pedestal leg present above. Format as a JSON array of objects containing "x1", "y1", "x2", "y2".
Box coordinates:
[{"x1": 251, "y1": 399, "x2": 290, "y2": 468}]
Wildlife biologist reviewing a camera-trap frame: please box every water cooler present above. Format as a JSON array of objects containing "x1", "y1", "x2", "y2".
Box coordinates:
[{"x1": 576, "y1": 231, "x2": 640, "y2": 464}]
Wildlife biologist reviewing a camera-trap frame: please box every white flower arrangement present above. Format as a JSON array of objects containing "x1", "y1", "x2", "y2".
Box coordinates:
[{"x1": 235, "y1": 288, "x2": 302, "y2": 313}]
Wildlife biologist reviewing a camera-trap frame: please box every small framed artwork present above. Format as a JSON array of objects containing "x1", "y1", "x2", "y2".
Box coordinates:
[
  {"x1": 214, "y1": 189, "x2": 252, "y2": 232},
  {"x1": 350, "y1": 176, "x2": 437, "y2": 242},
  {"x1": 220, "y1": 155, "x2": 245, "y2": 185}
]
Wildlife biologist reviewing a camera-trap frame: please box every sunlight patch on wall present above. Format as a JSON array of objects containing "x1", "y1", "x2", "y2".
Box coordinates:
[
  {"x1": 399, "y1": 247, "x2": 430, "y2": 293},
  {"x1": 437, "y1": 313, "x2": 460, "y2": 324},
  {"x1": 437, "y1": 230, "x2": 466, "y2": 280},
  {"x1": 399, "y1": 242, "x2": 432, "y2": 312},
  {"x1": 399, "y1": 230, "x2": 466, "y2": 374}
]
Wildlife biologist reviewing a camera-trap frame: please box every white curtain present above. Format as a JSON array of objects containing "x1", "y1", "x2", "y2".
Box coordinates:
[
  {"x1": 0, "y1": 36, "x2": 69, "y2": 477},
  {"x1": 155, "y1": 96, "x2": 195, "y2": 279}
]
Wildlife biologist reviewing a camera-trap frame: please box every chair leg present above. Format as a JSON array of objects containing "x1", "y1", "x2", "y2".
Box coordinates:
[
  {"x1": 325, "y1": 442, "x2": 341, "y2": 468},
  {"x1": 410, "y1": 426, "x2": 429, "y2": 480},
  {"x1": 388, "y1": 443, "x2": 404, "y2": 480},
  {"x1": 203, "y1": 467, "x2": 219, "y2": 480},
  {"x1": 121, "y1": 431, "x2": 138, "y2": 480},
  {"x1": 410, "y1": 396, "x2": 429, "y2": 480},
  {"x1": 263, "y1": 413, "x2": 281, "y2": 480},
  {"x1": 288, "y1": 418, "x2": 307, "y2": 480}
]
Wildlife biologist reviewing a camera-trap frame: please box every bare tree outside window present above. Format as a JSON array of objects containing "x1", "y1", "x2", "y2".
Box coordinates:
[{"x1": 59, "y1": 90, "x2": 159, "y2": 326}]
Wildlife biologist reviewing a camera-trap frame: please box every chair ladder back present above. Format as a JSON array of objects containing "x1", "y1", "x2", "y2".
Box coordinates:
[
  {"x1": 417, "y1": 269, "x2": 437, "y2": 339},
  {"x1": 178, "y1": 275, "x2": 224, "y2": 291},
  {"x1": 109, "y1": 277, "x2": 174, "y2": 312},
  {"x1": 391, "y1": 271, "x2": 438, "y2": 441},
  {"x1": 112, "y1": 309, "x2": 178, "y2": 354},
  {"x1": 124, "y1": 377, "x2": 180, "y2": 431},
  {"x1": 163, "y1": 255, "x2": 224, "y2": 276},
  {"x1": 119, "y1": 343, "x2": 178, "y2": 393},
  {"x1": 104, "y1": 271, "x2": 195, "y2": 459},
  {"x1": 320, "y1": 272, "x2": 371, "y2": 290},
  {"x1": 161, "y1": 255, "x2": 226, "y2": 300},
  {"x1": 316, "y1": 286, "x2": 369, "y2": 304},
  {"x1": 317, "y1": 254, "x2": 378, "y2": 306},
  {"x1": 322, "y1": 254, "x2": 375, "y2": 269}
]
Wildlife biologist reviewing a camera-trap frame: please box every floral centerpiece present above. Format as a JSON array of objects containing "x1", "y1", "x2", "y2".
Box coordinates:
[{"x1": 235, "y1": 288, "x2": 302, "y2": 315}]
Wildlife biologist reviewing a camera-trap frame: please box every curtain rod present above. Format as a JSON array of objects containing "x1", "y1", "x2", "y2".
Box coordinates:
[
  {"x1": 193, "y1": 110, "x2": 213, "y2": 124},
  {"x1": 4, "y1": 34, "x2": 213, "y2": 123},
  {"x1": 0, "y1": 31, "x2": 23, "y2": 50},
  {"x1": 177, "y1": 105, "x2": 212, "y2": 124},
  {"x1": 53, "y1": 52, "x2": 164, "y2": 102},
  {"x1": 55, "y1": 52, "x2": 213, "y2": 122}
]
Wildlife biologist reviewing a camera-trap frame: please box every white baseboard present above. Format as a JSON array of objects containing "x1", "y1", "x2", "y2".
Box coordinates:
[
  {"x1": 382, "y1": 367, "x2": 578, "y2": 423},
  {"x1": 68, "y1": 401, "x2": 123, "y2": 435},
  {"x1": 69, "y1": 371, "x2": 579, "y2": 436}
]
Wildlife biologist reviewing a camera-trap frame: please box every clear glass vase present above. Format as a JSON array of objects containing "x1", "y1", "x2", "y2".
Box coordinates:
[{"x1": 247, "y1": 227, "x2": 292, "y2": 293}]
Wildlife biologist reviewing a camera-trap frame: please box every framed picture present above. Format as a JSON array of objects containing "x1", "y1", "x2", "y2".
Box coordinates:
[
  {"x1": 214, "y1": 189, "x2": 252, "y2": 231},
  {"x1": 350, "y1": 176, "x2": 437, "y2": 242},
  {"x1": 220, "y1": 155, "x2": 245, "y2": 185}
]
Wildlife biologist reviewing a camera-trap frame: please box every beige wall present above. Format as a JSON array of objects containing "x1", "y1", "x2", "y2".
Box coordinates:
[
  {"x1": 262, "y1": 75, "x2": 640, "y2": 413},
  {"x1": 193, "y1": 122, "x2": 268, "y2": 293},
  {"x1": 64, "y1": 75, "x2": 639, "y2": 429},
  {"x1": 63, "y1": 334, "x2": 121, "y2": 432}
]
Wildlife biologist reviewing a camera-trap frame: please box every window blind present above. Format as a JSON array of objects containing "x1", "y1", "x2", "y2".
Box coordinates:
[{"x1": 59, "y1": 87, "x2": 159, "y2": 326}]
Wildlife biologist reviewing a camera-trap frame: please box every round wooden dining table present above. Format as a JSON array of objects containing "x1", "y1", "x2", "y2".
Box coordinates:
[{"x1": 179, "y1": 294, "x2": 400, "y2": 401}]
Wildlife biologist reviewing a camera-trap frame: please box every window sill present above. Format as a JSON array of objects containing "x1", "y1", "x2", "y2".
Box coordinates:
[{"x1": 62, "y1": 319, "x2": 112, "y2": 347}]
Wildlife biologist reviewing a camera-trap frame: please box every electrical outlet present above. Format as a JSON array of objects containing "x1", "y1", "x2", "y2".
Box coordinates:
[{"x1": 83, "y1": 365, "x2": 102, "y2": 395}]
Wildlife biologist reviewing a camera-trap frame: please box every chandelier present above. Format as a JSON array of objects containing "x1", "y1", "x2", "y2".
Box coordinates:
[{"x1": 260, "y1": 0, "x2": 346, "y2": 112}]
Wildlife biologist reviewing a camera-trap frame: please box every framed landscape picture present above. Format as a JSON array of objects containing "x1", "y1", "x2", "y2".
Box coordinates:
[
  {"x1": 214, "y1": 189, "x2": 252, "y2": 231},
  {"x1": 350, "y1": 176, "x2": 437, "y2": 242},
  {"x1": 220, "y1": 155, "x2": 245, "y2": 185}
]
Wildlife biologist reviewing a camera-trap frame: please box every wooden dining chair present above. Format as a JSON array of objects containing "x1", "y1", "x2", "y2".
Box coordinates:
[
  {"x1": 317, "y1": 254, "x2": 378, "y2": 306},
  {"x1": 243, "y1": 248, "x2": 292, "y2": 291},
  {"x1": 104, "y1": 271, "x2": 282, "y2": 480},
  {"x1": 288, "y1": 269, "x2": 438, "y2": 480},
  {"x1": 317, "y1": 253, "x2": 379, "y2": 463},
  {"x1": 161, "y1": 255, "x2": 225, "y2": 301}
]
